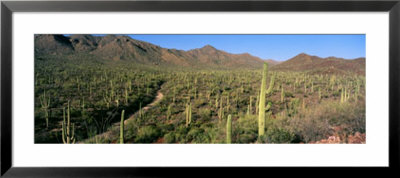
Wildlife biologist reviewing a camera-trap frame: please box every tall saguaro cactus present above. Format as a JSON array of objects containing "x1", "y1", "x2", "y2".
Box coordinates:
[
  {"x1": 218, "y1": 97, "x2": 224, "y2": 121},
  {"x1": 120, "y1": 110, "x2": 125, "y2": 144},
  {"x1": 186, "y1": 103, "x2": 192, "y2": 127},
  {"x1": 249, "y1": 96, "x2": 252, "y2": 114},
  {"x1": 258, "y1": 62, "x2": 268, "y2": 137},
  {"x1": 226, "y1": 114, "x2": 232, "y2": 144},
  {"x1": 341, "y1": 87, "x2": 344, "y2": 103},
  {"x1": 39, "y1": 90, "x2": 51, "y2": 129},
  {"x1": 167, "y1": 104, "x2": 172, "y2": 120},
  {"x1": 62, "y1": 101, "x2": 75, "y2": 144},
  {"x1": 318, "y1": 87, "x2": 322, "y2": 101},
  {"x1": 124, "y1": 89, "x2": 128, "y2": 105}
]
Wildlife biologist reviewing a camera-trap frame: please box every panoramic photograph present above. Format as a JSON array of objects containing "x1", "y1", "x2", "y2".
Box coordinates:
[{"x1": 34, "y1": 34, "x2": 366, "y2": 144}]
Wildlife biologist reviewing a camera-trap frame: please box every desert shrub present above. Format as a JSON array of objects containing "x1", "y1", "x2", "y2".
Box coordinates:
[
  {"x1": 332, "y1": 90, "x2": 340, "y2": 97},
  {"x1": 163, "y1": 132, "x2": 176, "y2": 143},
  {"x1": 282, "y1": 99, "x2": 365, "y2": 143},
  {"x1": 186, "y1": 127, "x2": 210, "y2": 143},
  {"x1": 285, "y1": 91, "x2": 294, "y2": 98},
  {"x1": 134, "y1": 125, "x2": 162, "y2": 143},
  {"x1": 238, "y1": 133, "x2": 257, "y2": 143},
  {"x1": 201, "y1": 125, "x2": 219, "y2": 143},
  {"x1": 173, "y1": 125, "x2": 190, "y2": 143},
  {"x1": 262, "y1": 128, "x2": 296, "y2": 143},
  {"x1": 327, "y1": 101, "x2": 366, "y2": 134},
  {"x1": 198, "y1": 107, "x2": 212, "y2": 120},
  {"x1": 286, "y1": 98, "x2": 300, "y2": 117},
  {"x1": 235, "y1": 114, "x2": 258, "y2": 143},
  {"x1": 295, "y1": 89, "x2": 303, "y2": 94},
  {"x1": 194, "y1": 98, "x2": 207, "y2": 108}
]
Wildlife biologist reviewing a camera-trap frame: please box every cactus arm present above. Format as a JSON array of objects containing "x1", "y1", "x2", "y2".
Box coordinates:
[{"x1": 265, "y1": 102, "x2": 272, "y2": 111}]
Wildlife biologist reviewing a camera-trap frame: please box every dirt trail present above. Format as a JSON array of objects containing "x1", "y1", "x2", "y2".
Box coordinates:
[
  {"x1": 80, "y1": 89, "x2": 164, "y2": 143},
  {"x1": 122, "y1": 90, "x2": 164, "y2": 125}
]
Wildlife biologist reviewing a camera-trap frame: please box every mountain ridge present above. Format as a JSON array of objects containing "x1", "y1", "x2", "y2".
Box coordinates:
[
  {"x1": 34, "y1": 34, "x2": 364, "y2": 74},
  {"x1": 271, "y1": 53, "x2": 365, "y2": 75},
  {"x1": 35, "y1": 34, "x2": 278, "y2": 68}
]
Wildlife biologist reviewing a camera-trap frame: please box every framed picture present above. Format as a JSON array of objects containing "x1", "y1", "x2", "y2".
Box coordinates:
[{"x1": 1, "y1": 0, "x2": 399, "y2": 177}]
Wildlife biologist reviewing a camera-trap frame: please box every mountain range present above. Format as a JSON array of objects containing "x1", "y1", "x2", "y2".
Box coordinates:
[
  {"x1": 34, "y1": 34, "x2": 365, "y2": 74},
  {"x1": 271, "y1": 53, "x2": 365, "y2": 75}
]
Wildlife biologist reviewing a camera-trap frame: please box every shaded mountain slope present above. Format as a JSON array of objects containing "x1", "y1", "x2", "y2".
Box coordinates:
[{"x1": 34, "y1": 34, "x2": 273, "y2": 69}]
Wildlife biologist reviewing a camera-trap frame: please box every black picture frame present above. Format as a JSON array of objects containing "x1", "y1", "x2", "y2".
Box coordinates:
[{"x1": 1, "y1": 0, "x2": 399, "y2": 177}]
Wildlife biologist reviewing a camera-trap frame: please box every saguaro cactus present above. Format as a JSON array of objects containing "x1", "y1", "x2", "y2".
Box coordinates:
[
  {"x1": 62, "y1": 101, "x2": 75, "y2": 144},
  {"x1": 124, "y1": 89, "x2": 128, "y2": 105},
  {"x1": 120, "y1": 110, "x2": 125, "y2": 144},
  {"x1": 189, "y1": 103, "x2": 192, "y2": 125},
  {"x1": 311, "y1": 81, "x2": 314, "y2": 93},
  {"x1": 39, "y1": 90, "x2": 51, "y2": 129},
  {"x1": 258, "y1": 62, "x2": 268, "y2": 137},
  {"x1": 110, "y1": 80, "x2": 114, "y2": 100},
  {"x1": 226, "y1": 92, "x2": 231, "y2": 112},
  {"x1": 139, "y1": 102, "x2": 143, "y2": 119},
  {"x1": 249, "y1": 96, "x2": 252, "y2": 114},
  {"x1": 226, "y1": 114, "x2": 232, "y2": 144},
  {"x1": 266, "y1": 73, "x2": 275, "y2": 95},
  {"x1": 215, "y1": 96, "x2": 219, "y2": 109},
  {"x1": 186, "y1": 103, "x2": 192, "y2": 127},
  {"x1": 318, "y1": 87, "x2": 322, "y2": 100},
  {"x1": 218, "y1": 97, "x2": 224, "y2": 121},
  {"x1": 341, "y1": 87, "x2": 344, "y2": 103},
  {"x1": 167, "y1": 104, "x2": 172, "y2": 120}
]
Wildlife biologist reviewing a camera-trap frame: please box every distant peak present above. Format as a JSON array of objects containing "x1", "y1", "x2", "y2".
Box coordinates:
[
  {"x1": 296, "y1": 52, "x2": 310, "y2": 57},
  {"x1": 201, "y1": 44, "x2": 216, "y2": 50}
]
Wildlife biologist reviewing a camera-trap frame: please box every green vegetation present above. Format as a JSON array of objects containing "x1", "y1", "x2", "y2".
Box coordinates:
[{"x1": 35, "y1": 55, "x2": 366, "y2": 144}]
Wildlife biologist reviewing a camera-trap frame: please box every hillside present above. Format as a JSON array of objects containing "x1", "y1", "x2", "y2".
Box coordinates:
[
  {"x1": 271, "y1": 53, "x2": 365, "y2": 75},
  {"x1": 34, "y1": 34, "x2": 278, "y2": 69}
]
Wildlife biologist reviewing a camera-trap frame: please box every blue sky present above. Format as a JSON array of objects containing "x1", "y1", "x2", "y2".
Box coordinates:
[{"x1": 92, "y1": 34, "x2": 365, "y2": 61}]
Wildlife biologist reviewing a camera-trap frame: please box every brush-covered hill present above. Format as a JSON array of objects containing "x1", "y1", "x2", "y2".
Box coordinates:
[
  {"x1": 271, "y1": 53, "x2": 365, "y2": 75},
  {"x1": 34, "y1": 34, "x2": 279, "y2": 69}
]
